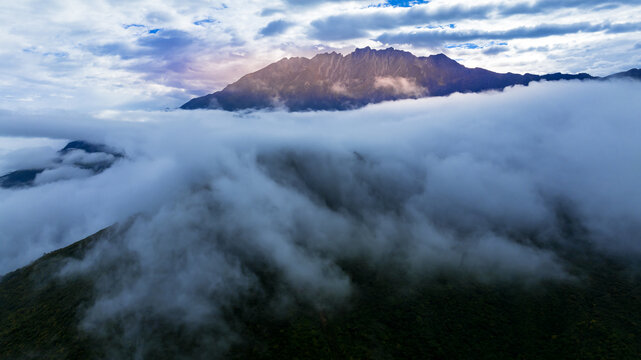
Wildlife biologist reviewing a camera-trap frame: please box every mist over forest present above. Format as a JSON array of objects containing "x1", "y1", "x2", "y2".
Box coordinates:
[{"x1": 1, "y1": 80, "x2": 641, "y2": 355}]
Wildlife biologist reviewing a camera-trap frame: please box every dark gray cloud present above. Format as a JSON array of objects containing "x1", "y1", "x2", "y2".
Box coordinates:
[
  {"x1": 308, "y1": 1, "x2": 641, "y2": 41},
  {"x1": 91, "y1": 29, "x2": 196, "y2": 59},
  {"x1": 309, "y1": 5, "x2": 493, "y2": 41},
  {"x1": 259, "y1": 19, "x2": 294, "y2": 36},
  {"x1": 88, "y1": 28, "x2": 235, "y2": 99},
  {"x1": 260, "y1": 8, "x2": 284, "y2": 16},
  {"x1": 376, "y1": 21, "x2": 641, "y2": 47},
  {"x1": 497, "y1": 0, "x2": 641, "y2": 16},
  {"x1": 483, "y1": 46, "x2": 509, "y2": 55}
]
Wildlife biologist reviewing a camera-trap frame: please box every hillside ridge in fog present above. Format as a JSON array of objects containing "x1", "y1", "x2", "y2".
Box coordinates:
[{"x1": 2, "y1": 79, "x2": 641, "y2": 359}]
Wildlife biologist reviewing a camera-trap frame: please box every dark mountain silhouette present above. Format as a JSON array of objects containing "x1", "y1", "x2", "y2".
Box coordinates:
[
  {"x1": 59, "y1": 140, "x2": 120, "y2": 156},
  {"x1": 0, "y1": 140, "x2": 123, "y2": 189},
  {"x1": 0, "y1": 169, "x2": 45, "y2": 188},
  {"x1": 604, "y1": 68, "x2": 641, "y2": 80},
  {"x1": 181, "y1": 47, "x2": 597, "y2": 111}
]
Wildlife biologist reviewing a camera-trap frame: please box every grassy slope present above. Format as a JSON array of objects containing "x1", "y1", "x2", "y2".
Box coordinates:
[
  {"x1": 0, "y1": 230, "x2": 107, "y2": 360},
  {"x1": 2, "y1": 228, "x2": 641, "y2": 359}
]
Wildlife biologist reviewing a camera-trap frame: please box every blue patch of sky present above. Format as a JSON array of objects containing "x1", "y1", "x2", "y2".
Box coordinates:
[
  {"x1": 370, "y1": 0, "x2": 429, "y2": 8},
  {"x1": 416, "y1": 23, "x2": 456, "y2": 30},
  {"x1": 194, "y1": 18, "x2": 218, "y2": 26},
  {"x1": 148, "y1": 29, "x2": 161, "y2": 34},
  {"x1": 446, "y1": 43, "x2": 481, "y2": 49},
  {"x1": 22, "y1": 48, "x2": 68, "y2": 58},
  {"x1": 446, "y1": 41, "x2": 508, "y2": 50},
  {"x1": 388, "y1": 0, "x2": 429, "y2": 7},
  {"x1": 124, "y1": 24, "x2": 145, "y2": 29},
  {"x1": 43, "y1": 51, "x2": 69, "y2": 58}
]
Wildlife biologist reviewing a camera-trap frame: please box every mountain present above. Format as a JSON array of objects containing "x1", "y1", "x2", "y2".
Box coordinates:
[
  {"x1": 604, "y1": 68, "x2": 641, "y2": 80},
  {"x1": 181, "y1": 47, "x2": 596, "y2": 111},
  {"x1": 0, "y1": 229, "x2": 107, "y2": 359},
  {"x1": 0, "y1": 140, "x2": 123, "y2": 189}
]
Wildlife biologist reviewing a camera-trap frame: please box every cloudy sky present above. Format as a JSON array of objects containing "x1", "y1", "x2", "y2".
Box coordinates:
[{"x1": 1, "y1": 0, "x2": 640, "y2": 111}]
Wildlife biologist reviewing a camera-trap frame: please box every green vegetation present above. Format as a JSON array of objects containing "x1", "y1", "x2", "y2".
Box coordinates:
[
  {"x1": 231, "y1": 260, "x2": 641, "y2": 360},
  {"x1": 0, "y1": 230, "x2": 106, "y2": 359},
  {"x1": 2, "y1": 228, "x2": 641, "y2": 359}
]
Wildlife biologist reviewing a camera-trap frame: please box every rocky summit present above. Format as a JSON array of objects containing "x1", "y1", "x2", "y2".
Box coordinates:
[{"x1": 181, "y1": 47, "x2": 596, "y2": 111}]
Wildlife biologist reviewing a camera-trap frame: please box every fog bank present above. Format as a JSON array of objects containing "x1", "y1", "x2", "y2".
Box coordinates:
[{"x1": 1, "y1": 79, "x2": 641, "y2": 355}]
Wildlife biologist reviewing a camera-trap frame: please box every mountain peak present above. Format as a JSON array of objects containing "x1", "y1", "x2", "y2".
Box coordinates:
[
  {"x1": 180, "y1": 48, "x2": 601, "y2": 112},
  {"x1": 354, "y1": 46, "x2": 372, "y2": 53},
  {"x1": 605, "y1": 68, "x2": 641, "y2": 80},
  {"x1": 427, "y1": 53, "x2": 450, "y2": 60},
  {"x1": 350, "y1": 46, "x2": 413, "y2": 58},
  {"x1": 426, "y1": 53, "x2": 461, "y2": 67},
  {"x1": 312, "y1": 51, "x2": 344, "y2": 60}
]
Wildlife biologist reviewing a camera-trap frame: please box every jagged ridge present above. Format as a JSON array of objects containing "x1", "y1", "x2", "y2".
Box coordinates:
[{"x1": 181, "y1": 47, "x2": 597, "y2": 111}]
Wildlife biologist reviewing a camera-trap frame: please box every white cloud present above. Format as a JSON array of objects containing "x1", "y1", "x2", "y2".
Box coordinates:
[
  {"x1": 33, "y1": 165, "x2": 93, "y2": 185},
  {"x1": 373, "y1": 76, "x2": 426, "y2": 96},
  {"x1": 2, "y1": 79, "x2": 640, "y2": 354},
  {"x1": 0, "y1": 142, "x2": 60, "y2": 174},
  {"x1": 0, "y1": 79, "x2": 639, "y2": 275}
]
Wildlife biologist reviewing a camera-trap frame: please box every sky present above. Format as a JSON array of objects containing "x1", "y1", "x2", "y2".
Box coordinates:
[{"x1": 1, "y1": 0, "x2": 640, "y2": 111}]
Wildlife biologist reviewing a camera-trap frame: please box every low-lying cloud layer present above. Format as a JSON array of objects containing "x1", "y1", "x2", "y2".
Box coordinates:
[{"x1": 1, "y1": 79, "x2": 641, "y2": 355}]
